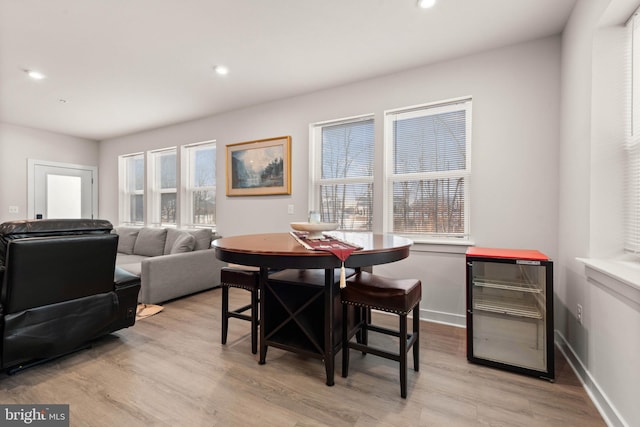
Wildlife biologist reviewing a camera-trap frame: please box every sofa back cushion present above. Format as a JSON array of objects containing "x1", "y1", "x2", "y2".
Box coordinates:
[
  {"x1": 115, "y1": 226, "x2": 140, "y2": 254},
  {"x1": 133, "y1": 228, "x2": 167, "y2": 257},
  {"x1": 164, "y1": 228, "x2": 212, "y2": 254}
]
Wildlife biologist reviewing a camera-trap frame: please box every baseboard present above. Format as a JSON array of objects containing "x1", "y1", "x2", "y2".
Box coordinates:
[
  {"x1": 554, "y1": 330, "x2": 628, "y2": 427},
  {"x1": 420, "y1": 308, "x2": 466, "y2": 328},
  {"x1": 372, "y1": 308, "x2": 466, "y2": 328}
]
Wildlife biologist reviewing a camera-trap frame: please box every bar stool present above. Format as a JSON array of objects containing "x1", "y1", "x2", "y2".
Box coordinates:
[
  {"x1": 221, "y1": 266, "x2": 260, "y2": 354},
  {"x1": 341, "y1": 271, "x2": 421, "y2": 398}
]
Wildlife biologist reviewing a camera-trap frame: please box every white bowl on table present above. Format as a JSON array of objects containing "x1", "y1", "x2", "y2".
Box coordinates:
[{"x1": 290, "y1": 222, "x2": 339, "y2": 239}]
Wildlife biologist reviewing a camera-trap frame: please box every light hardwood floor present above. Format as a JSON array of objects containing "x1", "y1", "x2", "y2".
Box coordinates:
[{"x1": 0, "y1": 288, "x2": 605, "y2": 427}]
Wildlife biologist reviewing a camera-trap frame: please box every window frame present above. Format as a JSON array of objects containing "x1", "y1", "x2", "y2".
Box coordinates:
[
  {"x1": 309, "y1": 113, "x2": 375, "y2": 231},
  {"x1": 624, "y1": 12, "x2": 640, "y2": 254},
  {"x1": 383, "y1": 97, "x2": 472, "y2": 241},
  {"x1": 181, "y1": 140, "x2": 217, "y2": 228},
  {"x1": 148, "y1": 147, "x2": 178, "y2": 227},
  {"x1": 118, "y1": 152, "x2": 144, "y2": 225},
  {"x1": 119, "y1": 141, "x2": 218, "y2": 229}
]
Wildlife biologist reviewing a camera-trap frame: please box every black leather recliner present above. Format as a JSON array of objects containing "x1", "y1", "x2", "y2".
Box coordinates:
[{"x1": 0, "y1": 219, "x2": 141, "y2": 373}]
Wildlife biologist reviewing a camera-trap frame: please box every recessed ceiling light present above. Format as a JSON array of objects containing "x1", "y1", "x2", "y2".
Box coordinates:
[
  {"x1": 417, "y1": 0, "x2": 436, "y2": 9},
  {"x1": 25, "y1": 69, "x2": 46, "y2": 80},
  {"x1": 213, "y1": 65, "x2": 229, "y2": 76}
]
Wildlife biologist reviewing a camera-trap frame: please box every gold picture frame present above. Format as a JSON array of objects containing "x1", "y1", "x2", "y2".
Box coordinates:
[{"x1": 226, "y1": 136, "x2": 292, "y2": 196}]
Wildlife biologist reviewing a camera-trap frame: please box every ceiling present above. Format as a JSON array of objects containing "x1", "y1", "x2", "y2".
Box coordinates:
[{"x1": 0, "y1": 0, "x2": 578, "y2": 141}]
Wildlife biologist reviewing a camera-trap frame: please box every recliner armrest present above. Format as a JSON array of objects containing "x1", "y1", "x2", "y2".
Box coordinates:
[{"x1": 114, "y1": 266, "x2": 140, "y2": 288}]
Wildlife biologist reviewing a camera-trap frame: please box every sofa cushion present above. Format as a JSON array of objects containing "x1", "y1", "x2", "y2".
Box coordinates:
[
  {"x1": 115, "y1": 226, "x2": 140, "y2": 255},
  {"x1": 187, "y1": 228, "x2": 213, "y2": 251},
  {"x1": 117, "y1": 262, "x2": 142, "y2": 277},
  {"x1": 116, "y1": 253, "x2": 148, "y2": 265},
  {"x1": 133, "y1": 228, "x2": 167, "y2": 257},
  {"x1": 170, "y1": 233, "x2": 196, "y2": 254},
  {"x1": 164, "y1": 228, "x2": 185, "y2": 254}
]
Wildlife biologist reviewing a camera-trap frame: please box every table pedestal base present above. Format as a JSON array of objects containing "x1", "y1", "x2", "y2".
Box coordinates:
[{"x1": 259, "y1": 268, "x2": 355, "y2": 386}]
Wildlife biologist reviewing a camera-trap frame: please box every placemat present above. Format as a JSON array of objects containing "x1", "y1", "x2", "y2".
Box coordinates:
[{"x1": 290, "y1": 231, "x2": 361, "y2": 287}]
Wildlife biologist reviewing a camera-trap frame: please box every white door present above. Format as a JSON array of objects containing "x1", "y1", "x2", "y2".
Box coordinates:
[{"x1": 29, "y1": 160, "x2": 97, "y2": 220}]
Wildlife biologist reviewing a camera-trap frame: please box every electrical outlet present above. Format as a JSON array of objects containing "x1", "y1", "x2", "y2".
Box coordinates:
[
  {"x1": 577, "y1": 304, "x2": 583, "y2": 325},
  {"x1": 8, "y1": 205, "x2": 19, "y2": 214},
  {"x1": 287, "y1": 204, "x2": 294, "y2": 215}
]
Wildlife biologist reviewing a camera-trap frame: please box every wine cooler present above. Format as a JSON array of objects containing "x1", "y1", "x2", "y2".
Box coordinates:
[{"x1": 466, "y1": 247, "x2": 554, "y2": 381}]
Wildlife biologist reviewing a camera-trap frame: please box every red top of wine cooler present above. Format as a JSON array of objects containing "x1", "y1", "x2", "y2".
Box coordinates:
[{"x1": 466, "y1": 247, "x2": 549, "y2": 261}]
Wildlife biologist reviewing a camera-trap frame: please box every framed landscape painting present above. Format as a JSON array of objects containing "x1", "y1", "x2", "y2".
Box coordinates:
[{"x1": 226, "y1": 136, "x2": 291, "y2": 196}]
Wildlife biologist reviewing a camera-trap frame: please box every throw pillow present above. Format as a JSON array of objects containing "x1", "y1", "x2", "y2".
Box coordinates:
[
  {"x1": 183, "y1": 228, "x2": 213, "y2": 251},
  {"x1": 170, "y1": 233, "x2": 196, "y2": 254},
  {"x1": 133, "y1": 228, "x2": 167, "y2": 257},
  {"x1": 163, "y1": 228, "x2": 181, "y2": 254},
  {"x1": 116, "y1": 227, "x2": 140, "y2": 255}
]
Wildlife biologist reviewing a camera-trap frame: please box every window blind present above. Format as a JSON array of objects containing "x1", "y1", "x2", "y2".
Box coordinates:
[
  {"x1": 311, "y1": 117, "x2": 374, "y2": 231},
  {"x1": 625, "y1": 12, "x2": 640, "y2": 253},
  {"x1": 385, "y1": 99, "x2": 471, "y2": 238},
  {"x1": 184, "y1": 142, "x2": 216, "y2": 226},
  {"x1": 149, "y1": 147, "x2": 177, "y2": 225},
  {"x1": 120, "y1": 153, "x2": 144, "y2": 224}
]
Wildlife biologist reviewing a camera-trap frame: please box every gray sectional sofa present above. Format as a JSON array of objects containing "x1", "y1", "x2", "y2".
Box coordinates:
[{"x1": 114, "y1": 226, "x2": 226, "y2": 304}]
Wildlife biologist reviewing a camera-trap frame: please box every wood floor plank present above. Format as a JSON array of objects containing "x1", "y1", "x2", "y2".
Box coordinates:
[{"x1": 0, "y1": 287, "x2": 606, "y2": 427}]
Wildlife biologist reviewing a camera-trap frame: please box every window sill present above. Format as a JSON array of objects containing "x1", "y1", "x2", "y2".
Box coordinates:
[
  {"x1": 410, "y1": 238, "x2": 475, "y2": 254},
  {"x1": 577, "y1": 256, "x2": 640, "y2": 308}
]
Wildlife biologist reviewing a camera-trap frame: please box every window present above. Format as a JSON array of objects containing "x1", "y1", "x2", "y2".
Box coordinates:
[
  {"x1": 625, "y1": 12, "x2": 640, "y2": 253},
  {"x1": 119, "y1": 141, "x2": 217, "y2": 228},
  {"x1": 149, "y1": 148, "x2": 177, "y2": 225},
  {"x1": 182, "y1": 141, "x2": 216, "y2": 226},
  {"x1": 119, "y1": 153, "x2": 144, "y2": 225},
  {"x1": 384, "y1": 98, "x2": 472, "y2": 239},
  {"x1": 310, "y1": 116, "x2": 374, "y2": 231}
]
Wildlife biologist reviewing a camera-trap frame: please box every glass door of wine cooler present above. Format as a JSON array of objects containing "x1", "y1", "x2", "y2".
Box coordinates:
[{"x1": 466, "y1": 248, "x2": 554, "y2": 381}]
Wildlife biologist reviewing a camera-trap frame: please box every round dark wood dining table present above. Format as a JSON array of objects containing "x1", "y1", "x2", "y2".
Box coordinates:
[{"x1": 213, "y1": 231, "x2": 413, "y2": 386}]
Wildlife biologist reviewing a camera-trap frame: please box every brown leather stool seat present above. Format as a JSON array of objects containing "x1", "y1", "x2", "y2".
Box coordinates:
[
  {"x1": 341, "y1": 271, "x2": 421, "y2": 398},
  {"x1": 221, "y1": 267, "x2": 260, "y2": 354}
]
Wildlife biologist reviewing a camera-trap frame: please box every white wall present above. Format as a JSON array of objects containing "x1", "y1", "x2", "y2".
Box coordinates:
[
  {"x1": 557, "y1": 0, "x2": 640, "y2": 426},
  {"x1": 100, "y1": 36, "x2": 562, "y2": 328},
  {"x1": 0, "y1": 122, "x2": 98, "y2": 223}
]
